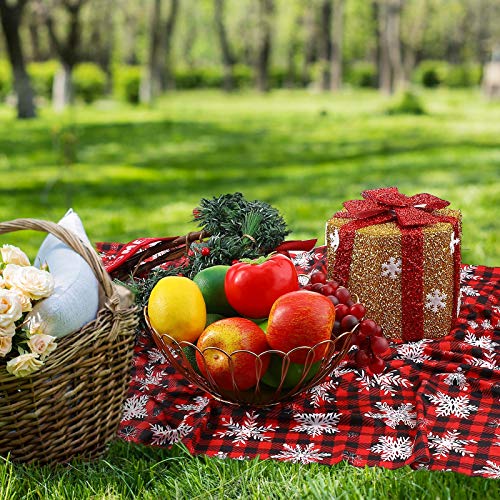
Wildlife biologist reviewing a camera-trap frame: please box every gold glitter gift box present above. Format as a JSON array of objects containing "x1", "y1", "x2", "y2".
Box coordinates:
[{"x1": 326, "y1": 188, "x2": 461, "y2": 341}]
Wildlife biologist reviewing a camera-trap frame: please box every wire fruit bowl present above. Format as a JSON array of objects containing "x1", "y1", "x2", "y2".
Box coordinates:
[{"x1": 144, "y1": 308, "x2": 354, "y2": 407}]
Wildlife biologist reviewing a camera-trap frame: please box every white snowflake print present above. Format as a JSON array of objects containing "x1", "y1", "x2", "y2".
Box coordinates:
[
  {"x1": 381, "y1": 257, "x2": 402, "y2": 279},
  {"x1": 328, "y1": 228, "x2": 340, "y2": 253},
  {"x1": 466, "y1": 351, "x2": 498, "y2": 370},
  {"x1": 495, "y1": 434, "x2": 500, "y2": 447},
  {"x1": 365, "y1": 402, "x2": 417, "y2": 429},
  {"x1": 216, "y1": 411, "x2": 276, "y2": 446},
  {"x1": 461, "y1": 285, "x2": 480, "y2": 297},
  {"x1": 464, "y1": 332, "x2": 499, "y2": 352},
  {"x1": 291, "y1": 251, "x2": 314, "y2": 270},
  {"x1": 425, "y1": 289, "x2": 447, "y2": 313},
  {"x1": 370, "y1": 436, "x2": 413, "y2": 461},
  {"x1": 428, "y1": 430, "x2": 476, "y2": 458},
  {"x1": 395, "y1": 340, "x2": 431, "y2": 364},
  {"x1": 443, "y1": 368, "x2": 469, "y2": 390},
  {"x1": 148, "y1": 348, "x2": 167, "y2": 364},
  {"x1": 425, "y1": 391, "x2": 477, "y2": 418},
  {"x1": 175, "y1": 396, "x2": 210, "y2": 413},
  {"x1": 342, "y1": 450, "x2": 363, "y2": 466},
  {"x1": 449, "y1": 232, "x2": 460, "y2": 255},
  {"x1": 481, "y1": 319, "x2": 493, "y2": 330},
  {"x1": 119, "y1": 425, "x2": 138, "y2": 440},
  {"x1": 474, "y1": 460, "x2": 500, "y2": 479},
  {"x1": 122, "y1": 394, "x2": 149, "y2": 421},
  {"x1": 135, "y1": 366, "x2": 165, "y2": 392},
  {"x1": 292, "y1": 412, "x2": 342, "y2": 437},
  {"x1": 297, "y1": 274, "x2": 310, "y2": 286},
  {"x1": 460, "y1": 265, "x2": 479, "y2": 282},
  {"x1": 308, "y1": 379, "x2": 338, "y2": 408},
  {"x1": 357, "y1": 370, "x2": 413, "y2": 396},
  {"x1": 272, "y1": 443, "x2": 331, "y2": 465},
  {"x1": 150, "y1": 419, "x2": 193, "y2": 446},
  {"x1": 468, "y1": 320, "x2": 479, "y2": 330}
]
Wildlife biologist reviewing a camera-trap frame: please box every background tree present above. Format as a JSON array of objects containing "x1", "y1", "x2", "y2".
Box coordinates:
[
  {"x1": 160, "y1": 0, "x2": 179, "y2": 90},
  {"x1": 318, "y1": 0, "x2": 332, "y2": 90},
  {"x1": 255, "y1": 0, "x2": 274, "y2": 92},
  {"x1": 0, "y1": 0, "x2": 36, "y2": 118},
  {"x1": 140, "y1": 0, "x2": 162, "y2": 103},
  {"x1": 214, "y1": 0, "x2": 236, "y2": 91},
  {"x1": 331, "y1": 0, "x2": 344, "y2": 90}
]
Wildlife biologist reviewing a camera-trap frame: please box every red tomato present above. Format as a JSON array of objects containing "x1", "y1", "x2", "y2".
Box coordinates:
[{"x1": 224, "y1": 254, "x2": 299, "y2": 318}]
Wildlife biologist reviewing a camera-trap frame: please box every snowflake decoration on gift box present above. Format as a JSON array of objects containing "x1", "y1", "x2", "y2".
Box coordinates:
[
  {"x1": 365, "y1": 402, "x2": 417, "y2": 429},
  {"x1": 328, "y1": 228, "x2": 340, "y2": 253},
  {"x1": 150, "y1": 418, "x2": 193, "y2": 446},
  {"x1": 370, "y1": 436, "x2": 413, "y2": 461},
  {"x1": 428, "y1": 430, "x2": 476, "y2": 459},
  {"x1": 122, "y1": 394, "x2": 149, "y2": 421},
  {"x1": 464, "y1": 332, "x2": 498, "y2": 352},
  {"x1": 425, "y1": 391, "x2": 477, "y2": 418},
  {"x1": 292, "y1": 412, "x2": 342, "y2": 437},
  {"x1": 449, "y1": 232, "x2": 460, "y2": 255},
  {"x1": 474, "y1": 460, "x2": 500, "y2": 479},
  {"x1": 381, "y1": 257, "x2": 402, "y2": 279},
  {"x1": 425, "y1": 289, "x2": 447, "y2": 313},
  {"x1": 216, "y1": 411, "x2": 276, "y2": 446},
  {"x1": 395, "y1": 340, "x2": 431, "y2": 364},
  {"x1": 272, "y1": 443, "x2": 331, "y2": 464}
]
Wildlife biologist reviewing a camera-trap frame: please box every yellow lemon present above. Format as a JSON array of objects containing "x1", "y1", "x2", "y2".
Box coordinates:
[{"x1": 148, "y1": 276, "x2": 206, "y2": 343}]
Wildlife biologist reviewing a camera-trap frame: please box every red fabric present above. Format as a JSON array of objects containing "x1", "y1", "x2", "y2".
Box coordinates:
[{"x1": 97, "y1": 242, "x2": 500, "y2": 478}]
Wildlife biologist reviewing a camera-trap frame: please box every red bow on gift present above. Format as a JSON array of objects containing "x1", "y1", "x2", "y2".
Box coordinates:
[{"x1": 336, "y1": 187, "x2": 450, "y2": 227}]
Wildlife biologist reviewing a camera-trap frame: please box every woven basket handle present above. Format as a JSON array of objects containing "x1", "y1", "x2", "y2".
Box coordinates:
[{"x1": 0, "y1": 218, "x2": 115, "y2": 299}]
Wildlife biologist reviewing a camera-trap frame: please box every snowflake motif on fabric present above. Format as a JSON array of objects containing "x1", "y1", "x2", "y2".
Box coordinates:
[
  {"x1": 381, "y1": 257, "x2": 402, "y2": 279},
  {"x1": 328, "y1": 228, "x2": 340, "y2": 253},
  {"x1": 291, "y1": 251, "x2": 315, "y2": 270},
  {"x1": 272, "y1": 443, "x2": 331, "y2": 465},
  {"x1": 464, "y1": 332, "x2": 499, "y2": 352},
  {"x1": 150, "y1": 419, "x2": 193, "y2": 446},
  {"x1": 395, "y1": 340, "x2": 431, "y2": 364},
  {"x1": 443, "y1": 368, "x2": 469, "y2": 391},
  {"x1": 135, "y1": 366, "x2": 165, "y2": 392},
  {"x1": 449, "y1": 232, "x2": 460, "y2": 255},
  {"x1": 122, "y1": 394, "x2": 149, "y2": 421},
  {"x1": 460, "y1": 265, "x2": 479, "y2": 282},
  {"x1": 213, "y1": 451, "x2": 249, "y2": 460},
  {"x1": 292, "y1": 412, "x2": 342, "y2": 437},
  {"x1": 467, "y1": 351, "x2": 498, "y2": 370},
  {"x1": 481, "y1": 319, "x2": 493, "y2": 330},
  {"x1": 365, "y1": 402, "x2": 417, "y2": 429},
  {"x1": 370, "y1": 436, "x2": 413, "y2": 461},
  {"x1": 216, "y1": 411, "x2": 276, "y2": 446},
  {"x1": 428, "y1": 430, "x2": 476, "y2": 458},
  {"x1": 119, "y1": 425, "x2": 138, "y2": 440},
  {"x1": 175, "y1": 396, "x2": 210, "y2": 413},
  {"x1": 425, "y1": 391, "x2": 477, "y2": 418},
  {"x1": 148, "y1": 348, "x2": 167, "y2": 364},
  {"x1": 307, "y1": 379, "x2": 338, "y2": 408},
  {"x1": 342, "y1": 451, "x2": 363, "y2": 466},
  {"x1": 474, "y1": 460, "x2": 500, "y2": 479},
  {"x1": 425, "y1": 289, "x2": 447, "y2": 313},
  {"x1": 461, "y1": 285, "x2": 480, "y2": 297},
  {"x1": 468, "y1": 320, "x2": 479, "y2": 330},
  {"x1": 357, "y1": 370, "x2": 413, "y2": 396},
  {"x1": 495, "y1": 434, "x2": 500, "y2": 447},
  {"x1": 330, "y1": 361, "x2": 355, "y2": 379}
]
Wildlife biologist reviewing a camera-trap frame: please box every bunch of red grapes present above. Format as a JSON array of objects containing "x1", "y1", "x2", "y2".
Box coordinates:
[{"x1": 302, "y1": 270, "x2": 390, "y2": 374}]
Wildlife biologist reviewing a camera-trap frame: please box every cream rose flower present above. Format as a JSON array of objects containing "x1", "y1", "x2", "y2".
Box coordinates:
[
  {"x1": 0, "y1": 335, "x2": 12, "y2": 357},
  {"x1": 0, "y1": 276, "x2": 5, "y2": 288},
  {"x1": 28, "y1": 334, "x2": 57, "y2": 360},
  {"x1": 0, "y1": 289, "x2": 23, "y2": 328},
  {"x1": 3, "y1": 265, "x2": 54, "y2": 301},
  {"x1": 10, "y1": 287, "x2": 32, "y2": 313},
  {"x1": 0, "y1": 323, "x2": 16, "y2": 337},
  {"x1": 1, "y1": 245, "x2": 30, "y2": 266},
  {"x1": 6, "y1": 353, "x2": 44, "y2": 378}
]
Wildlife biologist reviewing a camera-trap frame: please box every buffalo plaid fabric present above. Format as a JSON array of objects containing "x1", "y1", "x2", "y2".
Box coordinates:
[{"x1": 97, "y1": 242, "x2": 500, "y2": 478}]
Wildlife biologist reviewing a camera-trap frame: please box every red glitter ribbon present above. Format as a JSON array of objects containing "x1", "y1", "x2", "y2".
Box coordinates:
[{"x1": 332, "y1": 188, "x2": 460, "y2": 341}]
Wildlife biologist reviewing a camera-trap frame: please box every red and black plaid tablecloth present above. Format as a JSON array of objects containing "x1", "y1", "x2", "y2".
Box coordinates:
[{"x1": 98, "y1": 242, "x2": 500, "y2": 479}]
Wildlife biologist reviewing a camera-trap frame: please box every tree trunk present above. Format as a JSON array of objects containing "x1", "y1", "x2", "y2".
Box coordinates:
[
  {"x1": 377, "y1": 1, "x2": 392, "y2": 94},
  {"x1": 214, "y1": 0, "x2": 235, "y2": 91},
  {"x1": 302, "y1": 5, "x2": 317, "y2": 84},
  {"x1": 140, "y1": 0, "x2": 163, "y2": 103},
  {"x1": 160, "y1": 0, "x2": 179, "y2": 91},
  {"x1": 256, "y1": 0, "x2": 274, "y2": 92},
  {"x1": 53, "y1": 62, "x2": 73, "y2": 111},
  {"x1": 330, "y1": 0, "x2": 344, "y2": 91},
  {"x1": 28, "y1": 5, "x2": 44, "y2": 61},
  {"x1": 386, "y1": 0, "x2": 404, "y2": 91},
  {"x1": 0, "y1": 0, "x2": 36, "y2": 119},
  {"x1": 318, "y1": 0, "x2": 332, "y2": 91}
]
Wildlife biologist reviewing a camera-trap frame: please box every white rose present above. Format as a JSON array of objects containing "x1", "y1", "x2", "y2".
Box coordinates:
[
  {"x1": 10, "y1": 287, "x2": 32, "y2": 313},
  {"x1": 6, "y1": 353, "x2": 44, "y2": 378},
  {"x1": 0, "y1": 323, "x2": 16, "y2": 337},
  {"x1": 26, "y1": 318, "x2": 47, "y2": 336},
  {"x1": 27, "y1": 334, "x2": 57, "y2": 360},
  {"x1": 0, "y1": 335, "x2": 12, "y2": 357},
  {"x1": 0, "y1": 289, "x2": 23, "y2": 328},
  {"x1": 1, "y1": 245, "x2": 30, "y2": 266},
  {"x1": 0, "y1": 276, "x2": 5, "y2": 288},
  {"x1": 3, "y1": 265, "x2": 54, "y2": 301}
]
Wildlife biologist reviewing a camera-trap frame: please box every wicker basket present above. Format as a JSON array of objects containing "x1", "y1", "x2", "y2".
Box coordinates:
[{"x1": 0, "y1": 219, "x2": 139, "y2": 464}]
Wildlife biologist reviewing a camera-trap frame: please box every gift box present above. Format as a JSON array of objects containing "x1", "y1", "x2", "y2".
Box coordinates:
[{"x1": 326, "y1": 188, "x2": 461, "y2": 341}]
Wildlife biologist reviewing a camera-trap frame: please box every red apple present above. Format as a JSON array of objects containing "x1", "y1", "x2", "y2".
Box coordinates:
[
  {"x1": 266, "y1": 290, "x2": 335, "y2": 363},
  {"x1": 195, "y1": 318, "x2": 270, "y2": 391}
]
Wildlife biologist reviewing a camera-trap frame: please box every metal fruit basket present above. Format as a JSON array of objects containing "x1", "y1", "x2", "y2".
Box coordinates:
[{"x1": 144, "y1": 308, "x2": 354, "y2": 407}]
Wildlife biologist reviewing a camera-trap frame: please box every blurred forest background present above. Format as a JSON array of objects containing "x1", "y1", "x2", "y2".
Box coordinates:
[{"x1": 1, "y1": 0, "x2": 500, "y2": 118}]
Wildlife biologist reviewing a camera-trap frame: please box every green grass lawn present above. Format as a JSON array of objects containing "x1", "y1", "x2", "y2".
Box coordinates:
[{"x1": 0, "y1": 89, "x2": 499, "y2": 498}]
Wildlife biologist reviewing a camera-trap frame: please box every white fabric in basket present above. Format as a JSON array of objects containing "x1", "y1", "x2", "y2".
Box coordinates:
[{"x1": 24, "y1": 209, "x2": 99, "y2": 338}]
